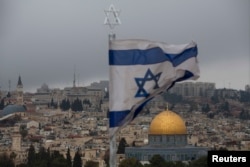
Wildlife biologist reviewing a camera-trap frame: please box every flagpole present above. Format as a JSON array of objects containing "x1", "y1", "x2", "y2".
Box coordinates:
[
  {"x1": 109, "y1": 33, "x2": 117, "y2": 167},
  {"x1": 104, "y1": 3, "x2": 121, "y2": 167},
  {"x1": 109, "y1": 133, "x2": 117, "y2": 167}
]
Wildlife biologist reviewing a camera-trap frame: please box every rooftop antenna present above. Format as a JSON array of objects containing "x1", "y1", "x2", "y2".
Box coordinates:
[{"x1": 77, "y1": 73, "x2": 80, "y2": 87}]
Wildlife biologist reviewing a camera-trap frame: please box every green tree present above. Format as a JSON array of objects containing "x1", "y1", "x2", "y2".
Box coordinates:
[
  {"x1": 202, "y1": 104, "x2": 210, "y2": 113},
  {"x1": 60, "y1": 99, "x2": 71, "y2": 111},
  {"x1": 143, "y1": 164, "x2": 151, "y2": 167},
  {"x1": 28, "y1": 146, "x2": 53, "y2": 167},
  {"x1": 50, "y1": 156, "x2": 68, "y2": 167},
  {"x1": 85, "y1": 160, "x2": 99, "y2": 167},
  {"x1": 71, "y1": 98, "x2": 83, "y2": 112},
  {"x1": 27, "y1": 144, "x2": 36, "y2": 167},
  {"x1": 47, "y1": 147, "x2": 51, "y2": 167},
  {"x1": 165, "y1": 161, "x2": 175, "y2": 167},
  {"x1": 66, "y1": 148, "x2": 72, "y2": 167},
  {"x1": 149, "y1": 154, "x2": 167, "y2": 167},
  {"x1": 17, "y1": 164, "x2": 28, "y2": 167},
  {"x1": 50, "y1": 98, "x2": 57, "y2": 109},
  {"x1": 83, "y1": 99, "x2": 91, "y2": 106},
  {"x1": 0, "y1": 153, "x2": 15, "y2": 167},
  {"x1": 218, "y1": 147, "x2": 228, "y2": 151},
  {"x1": 239, "y1": 91, "x2": 250, "y2": 103},
  {"x1": 103, "y1": 149, "x2": 109, "y2": 167},
  {"x1": 189, "y1": 156, "x2": 207, "y2": 167},
  {"x1": 189, "y1": 102, "x2": 198, "y2": 112},
  {"x1": 118, "y1": 157, "x2": 143, "y2": 167},
  {"x1": 60, "y1": 99, "x2": 66, "y2": 111},
  {"x1": 220, "y1": 101, "x2": 230, "y2": 112},
  {"x1": 0, "y1": 98, "x2": 4, "y2": 110},
  {"x1": 239, "y1": 109, "x2": 250, "y2": 120},
  {"x1": 19, "y1": 125, "x2": 28, "y2": 139},
  {"x1": 211, "y1": 94, "x2": 219, "y2": 104},
  {"x1": 48, "y1": 150, "x2": 68, "y2": 167},
  {"x1": 174, "y1": 161, "x2": 187, "y2": 167},
  {"x1": 117, "y1": 138, "x2": 128, "y2": 154},
  {"x1": 34, "y1": 146, "x2": 48, "y2": 167},
  {"x1": 66, "y1": 99, "x2": 71, "y2": 110},
  {"x1": 9, "y1": 152, "x2": 17, "y2": 161},
  {"x1": 72, "y1": 150, "x2": 82, "y2": 167}
]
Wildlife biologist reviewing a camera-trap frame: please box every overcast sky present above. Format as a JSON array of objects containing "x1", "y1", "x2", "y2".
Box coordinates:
[{"x1": 0, "y1": 0, "x2": 249, "y2": 92}]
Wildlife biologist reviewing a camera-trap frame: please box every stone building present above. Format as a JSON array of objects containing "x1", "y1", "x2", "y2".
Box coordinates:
[
  {"x1": 169, "y1": 82, "x2": 215, "y2": 97},
  {"x1": 125, "y1": 110, "x2": 209, "y2": 163}
]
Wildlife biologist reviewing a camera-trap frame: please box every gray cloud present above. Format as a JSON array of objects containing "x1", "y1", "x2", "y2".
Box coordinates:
[{"x1": 0, "y1": 0, "x2": 249, "y2": 92}]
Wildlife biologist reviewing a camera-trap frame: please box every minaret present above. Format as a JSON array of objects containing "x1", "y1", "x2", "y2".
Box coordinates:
[
  {"x1": 16, "y1": 75, "x2": 23, "y2": 105},
  {"x1": 12, "y1": 126, "x2": 22, "y2": 151},
  {"x1": 73, "y1": 66, "x2": 76, "y2": 88}
]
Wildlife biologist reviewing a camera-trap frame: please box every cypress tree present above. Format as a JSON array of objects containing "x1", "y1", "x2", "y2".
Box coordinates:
[
  {"x1": 66, "y1": 148, "x2": 72, "y2": 167},
  {"x1": 72, "y1": 150, "x2": 82, "y2": 167},
  {"x1": 117, "y1": 138, "x2": 128, "y2": 154},
  {"x1": 0, "y1": 153, "x2": 15, "y2": 167},
  {"x1": 0, "y1": 98, "x2": 4, "y2": 110},
  {"x1": 27, "y1": 144, "x2": 36, "y2": 167}
]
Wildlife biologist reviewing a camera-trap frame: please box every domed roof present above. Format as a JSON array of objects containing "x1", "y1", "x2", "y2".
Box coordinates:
[
  {"x1": 0, "y1": 105, "x2": 26, "y2": 117},
  {"x1": 149, "y1": 110, "x2": 186, "y2": 135}
]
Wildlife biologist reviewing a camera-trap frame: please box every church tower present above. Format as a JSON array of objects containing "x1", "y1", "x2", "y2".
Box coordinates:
[{"x1": 16, "y1": 75, "x2": 23, "y2": 105}]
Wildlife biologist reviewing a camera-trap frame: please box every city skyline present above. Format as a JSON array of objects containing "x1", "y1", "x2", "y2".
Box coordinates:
[
  {"x1": 0, "y1": 0, "x2": 249, "y2": 92},
  {"x1": 0, "y1": 76, "x2": 241, "y2": 94}
]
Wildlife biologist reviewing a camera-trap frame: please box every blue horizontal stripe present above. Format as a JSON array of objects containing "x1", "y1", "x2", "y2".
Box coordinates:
[
  {"x1": 109, "y1": 46, "x2": 197, "y2": 66},
  {"x1": 109, "y1": 98, "x2": 152, "y2": 128},
  {"x1": 109, "y1": 110, "x2": 130, "y2": 128}
]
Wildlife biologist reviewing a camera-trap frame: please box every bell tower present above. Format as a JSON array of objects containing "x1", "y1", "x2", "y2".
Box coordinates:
[{"x1": 16, "y1": 75, "x2": 23, "y2": 105}]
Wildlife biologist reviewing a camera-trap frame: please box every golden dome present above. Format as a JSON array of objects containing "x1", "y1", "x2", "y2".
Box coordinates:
[{"x1": 149, "y1": 110, "x2": 187, "y2": 135}]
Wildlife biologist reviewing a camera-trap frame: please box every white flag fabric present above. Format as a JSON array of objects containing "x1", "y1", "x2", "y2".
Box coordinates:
[{"x1": 109, "y1": 39, "x2": 199, "y2": 138}]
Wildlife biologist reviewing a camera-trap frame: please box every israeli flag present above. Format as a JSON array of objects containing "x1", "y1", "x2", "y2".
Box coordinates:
[{"x1": 109, "y1": 39, "x2": 199, "y2": 137}]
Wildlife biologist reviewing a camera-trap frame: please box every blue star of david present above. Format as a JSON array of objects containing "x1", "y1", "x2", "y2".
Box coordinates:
[{"x1": 134, "y1": 69, "x2": 162, "y2": 98}]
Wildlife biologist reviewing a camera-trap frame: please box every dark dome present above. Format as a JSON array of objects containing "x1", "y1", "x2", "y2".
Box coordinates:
[{"x1": 0, "y1": 105, "x2": 26, "y2": 117}]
